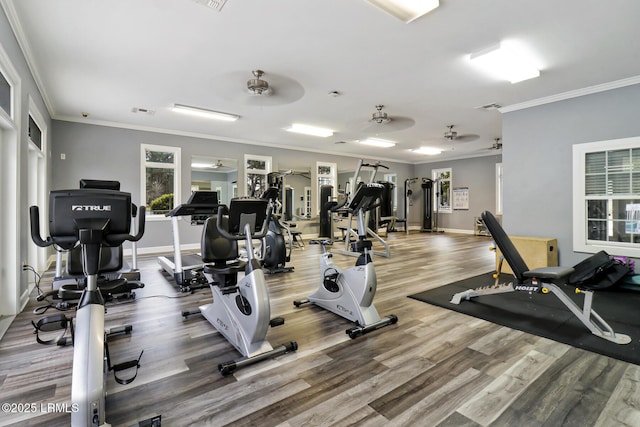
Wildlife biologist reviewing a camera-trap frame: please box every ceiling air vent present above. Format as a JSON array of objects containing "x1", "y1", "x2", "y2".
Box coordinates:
[
  {"x1": 191, "y1": 0, "x2": 227, "y2": 12},
  {"x1": 475, "y1": 102, "x2": 502, "y2": 110},
  {"x1": 131, "y1": 107, "x2": 156, "y2": 115}
]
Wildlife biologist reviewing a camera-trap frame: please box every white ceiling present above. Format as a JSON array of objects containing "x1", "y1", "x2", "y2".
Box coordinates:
[{"x1": 3, "y1": 0, "x2": 640, "y2": 163}]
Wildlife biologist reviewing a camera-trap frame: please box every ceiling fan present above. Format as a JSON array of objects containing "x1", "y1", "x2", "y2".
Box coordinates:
[
  {"x1": 488, "y1": 137, "x2": 502, "y2": 150},
  {"x1": 443, "y1": 125, "x2": 479, "y2": 142},
  {"x1": 211, "y1": 69, "x2": 304, "y2": 106},
  {"x1": 191, "y1": 158, "x2": 235, "y2": 171},
  {"x1": 246, "y1": 70, "x2": 272, "y2": 96},
  {"x1": 349, "y1": 105, "x2": 415, "y2": 133}
]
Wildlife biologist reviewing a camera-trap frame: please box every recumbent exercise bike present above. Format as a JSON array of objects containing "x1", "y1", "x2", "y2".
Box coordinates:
[
  {"x1": 31, "y1": 189, "x2": 146, "y2": 426},
  {"x1": 36, "y1": 180, "x2": 144, "y2": 310},
  {"x1": 294, "y1": 182, "x2": 398, "y2": 338},
  {"x1": 183, "y1": 197, "x2": 297, "y2": 375}
]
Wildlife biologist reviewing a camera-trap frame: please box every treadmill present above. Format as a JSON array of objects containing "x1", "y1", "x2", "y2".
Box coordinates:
[{"x1": 157, "y1": 191, "x2": 219, "y2": 291}]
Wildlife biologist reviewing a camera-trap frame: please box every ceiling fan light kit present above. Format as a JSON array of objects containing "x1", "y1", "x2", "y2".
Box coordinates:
[
  {"x1": 247, "y1": 69, "x2": 271, "y2": 95},
  {"x1": 172, "y1": 103, "x2": 239, "y2": 121},
  {"x1": 444, "y1": 125, "x2": 457, "y2": 141},
  {"x1": 370, "y1": 104, "x2": 391, "y2": 124},
  {"x1": 365, "y1": 0, "x2": 439, "y2": 23}
]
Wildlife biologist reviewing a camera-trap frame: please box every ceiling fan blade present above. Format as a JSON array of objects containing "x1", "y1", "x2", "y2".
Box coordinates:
[
  {"x1": 455, "y1": 134, "x2": 480, "y2": 142},
  {"x1": 359, "y1": 116, "x2": 415, "y2": 133}
]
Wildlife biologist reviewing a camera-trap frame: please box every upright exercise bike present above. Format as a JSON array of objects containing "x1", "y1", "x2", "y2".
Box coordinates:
[
  {"x1": 294, "y1": 183, "x2": 398, "y2": 338},
  {"x1": 30, "y1": 189, "x2": 145, "y2": 427},
  {"x1": 183, "y1": 197, "x2": 297, "y2": 375}
]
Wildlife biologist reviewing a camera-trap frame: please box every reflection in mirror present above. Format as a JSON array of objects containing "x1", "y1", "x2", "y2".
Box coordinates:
[
  {"x1": 273, "y1": 170, "x2": 311, "y2": 220},
  {"x1": 244, "y1": 154, "x2": 271, "y2": 197},
  {"x1": 338, "y1": 169, "x2": 398, "y2": 216},
  {"x1": 190, "y1": 156, "x2": 238, "y2": 205}
]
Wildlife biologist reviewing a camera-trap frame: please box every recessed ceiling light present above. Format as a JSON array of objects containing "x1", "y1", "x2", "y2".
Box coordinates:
[
  {"x1": 172, "y1": 103, "x2": 239, "y2": 121},
  {"x1": 365, "y1": 0, "x2": 439, "y2": 23},
  {"x1": 412, "y1": 146, "x2": 442, "y2": 155},
  {"x1": 286, "y1": 123, "x2": 334, "y2": 137},
  {"x1": 469, "y1": 42, "x2": 540, "y2": 84},
  {"x1": 359, "y1": 138, "x2": 396, "y2": 148}
]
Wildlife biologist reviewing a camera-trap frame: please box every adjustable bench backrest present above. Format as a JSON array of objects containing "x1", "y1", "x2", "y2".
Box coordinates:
[{"x1": 481, "y1": 210, "x2": 530, "y2": 283}]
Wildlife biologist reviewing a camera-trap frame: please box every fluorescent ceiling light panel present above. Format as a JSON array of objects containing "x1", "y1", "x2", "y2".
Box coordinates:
[
  {"x1": 412, "y1": 146, "x2": 442, "y2": 155},
  {"x1": 365, "y1": 0, "x2": 439, "y2": 23},
  {"x1": 172, "y1": 104, "x2": 239, "y2": 121},
  {"x1": 359, "y1": 138, "x2": 396, "y2": 148},
  {"x1": 191, "y1": 162, "x2": 213, "y2": 168},
  {"x1": 470, "y1": 43, "x2": 540, "y2": 84},
  {"x1": 286, "y1": 123, "x2": 334, "y2": 137}
]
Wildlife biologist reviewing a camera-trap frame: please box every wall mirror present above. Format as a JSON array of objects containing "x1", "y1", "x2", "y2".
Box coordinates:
[
  {"x1": 271, "y1": 169, "x2": 312, "y2": 220},
  {"x1": 190, "y1": 155, "x2": 238, "y2": 205}
]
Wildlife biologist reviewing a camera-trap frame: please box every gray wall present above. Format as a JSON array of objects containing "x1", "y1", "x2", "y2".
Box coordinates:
[
  {"x1": 51, "y1": 120, "x2": 416, "y2": 250},
  {"x1": 413, "y1": 155, "x2": 502, "y2": 231},
  {"x1": 502, "y1": 83, "x2": 640, "y2": 265}
]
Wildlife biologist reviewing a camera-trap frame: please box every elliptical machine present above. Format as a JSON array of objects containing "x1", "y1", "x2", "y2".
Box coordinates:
[
  {"x1": 294, "y1": 183, "x2": 398, "y2": 338},
  {"x1": 261, "y1": 186, "x2": 294, "y2": 274},
  {"x1": 183, "y1": 197, "x2": 297, "y2": 375},
  {"x1": 30, "y1": 189, "x2": 145, "y2": 427}
]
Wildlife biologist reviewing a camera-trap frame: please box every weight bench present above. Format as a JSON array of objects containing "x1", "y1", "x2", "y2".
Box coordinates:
[{"x1": 450, "y1": 210, "x2": 631, "y2": 345}]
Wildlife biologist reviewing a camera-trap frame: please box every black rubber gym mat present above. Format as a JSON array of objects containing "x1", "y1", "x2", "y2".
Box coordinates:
[{"x1": 409, "y1": 273, "x2": 640, "y2": 366}]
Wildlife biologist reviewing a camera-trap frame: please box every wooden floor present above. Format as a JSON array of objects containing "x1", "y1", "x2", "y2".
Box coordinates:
[{"x1": 1, "y1": 231, "x2": 638, "y2": 427}]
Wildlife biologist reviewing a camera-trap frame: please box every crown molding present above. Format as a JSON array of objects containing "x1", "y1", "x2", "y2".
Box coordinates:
[{"x1": 499, "y1": 75, "x2": 640, "y2": 113}]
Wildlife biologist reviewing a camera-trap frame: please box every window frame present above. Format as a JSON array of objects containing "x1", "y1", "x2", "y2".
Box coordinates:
[
  {"x1": 140, "y1": 144, "x2": 181, "y2": 220},
  {"x1": 573, "y1": 136, "x2": 640, "y2": 257}
]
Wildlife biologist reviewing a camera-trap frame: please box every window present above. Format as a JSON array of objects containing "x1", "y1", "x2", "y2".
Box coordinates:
[
  {"x1": 573, "y1": 137, "x2": 640, "y2": 257},
  {"x1": 141, "y1": 144, "x2": 181, "y2": 217},
  {"x1": 28, "y1": 114, "x2": 42, "y2": 150},
  {"x1": 244, "y1": 154, "x2": 271, "y2": 197},
  {"x1": 0, "y1": 68, "x2": 10, "y2": 117},
  {"x1": 432, "y1": 167, "x2": 452, "y2": 214}
]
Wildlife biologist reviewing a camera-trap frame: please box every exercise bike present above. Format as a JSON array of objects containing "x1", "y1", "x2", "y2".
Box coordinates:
[
  {"x1": 36, "y1": 180, "x2": 143, "y2": 311},
  {"x1": 294, "y1": 183, "x2": 398, "y2": 338},
  {"x1": 183, "y1": 197, "x2": 297, "y2": 375},
  {"x1": 30, "y1": 188, "x2": 146, "y2": 427}
]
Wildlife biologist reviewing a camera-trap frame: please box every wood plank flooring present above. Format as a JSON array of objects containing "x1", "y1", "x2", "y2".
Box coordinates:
[{"x1": 1, "y1": 231, "x2": 638, "y2": 426}]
